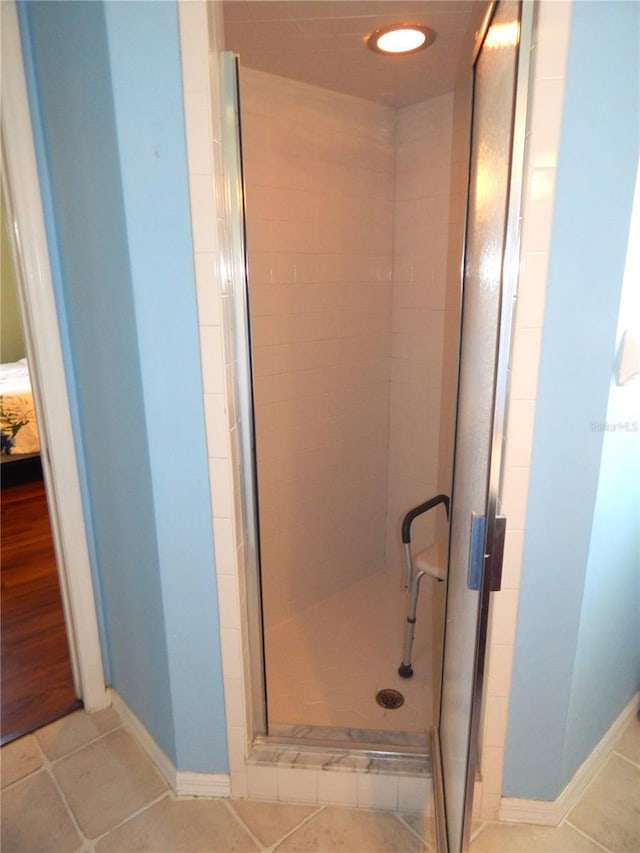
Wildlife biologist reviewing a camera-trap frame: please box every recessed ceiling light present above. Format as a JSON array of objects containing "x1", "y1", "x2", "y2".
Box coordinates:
[{"x1": 367, "y1": 24, "x2": 435, "y2": 56}]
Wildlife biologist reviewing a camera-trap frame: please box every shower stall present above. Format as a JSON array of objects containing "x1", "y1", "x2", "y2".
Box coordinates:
[
  {"x1": 228, "y1": 37, "x2": 476, "y2": 747},
  {"x1": 220, "y1": 0, "x2": 531, "y2": 847}
]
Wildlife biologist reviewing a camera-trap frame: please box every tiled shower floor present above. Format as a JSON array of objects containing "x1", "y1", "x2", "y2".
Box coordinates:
[{"x1": 265, "y1": 569, "x2": 442, "y2": 736}]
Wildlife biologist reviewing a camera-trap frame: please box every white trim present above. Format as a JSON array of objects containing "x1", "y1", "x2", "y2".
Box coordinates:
[
  {"x1": 176, "y1": 772, "x2": 231, "y2": 799},
  {"x1": 110, "y1": 690, "x2": 231, "y2": 798},
  {"x1": 1, "y1": 1, "x2": 107, "y2": 711},
  {"x1": 499, "y1": 692, "x2": 639, "y2": 826},
  {"x1": 109, "y1": 689, "x2": 176, "y2": 787}
]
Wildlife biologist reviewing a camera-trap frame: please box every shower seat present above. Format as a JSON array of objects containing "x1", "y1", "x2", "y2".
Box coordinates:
[{"x1": 398, "y1": 494, "x2": 450, "y2": 678}]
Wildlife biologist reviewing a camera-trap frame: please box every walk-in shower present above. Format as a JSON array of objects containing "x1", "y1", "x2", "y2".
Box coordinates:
[{"x1": 222, "y1": 0, "x2": 486, "y2": 753}]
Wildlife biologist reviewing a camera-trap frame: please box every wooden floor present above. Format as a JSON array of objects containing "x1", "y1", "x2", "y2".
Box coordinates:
[{"x1": 1, "y1": 473, "x2": 81, "y2": 744}]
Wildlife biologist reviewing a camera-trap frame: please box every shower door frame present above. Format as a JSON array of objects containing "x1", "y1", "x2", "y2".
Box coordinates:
[{"x1": 432, "y1": 1, "x2": 534, "y2": 850}]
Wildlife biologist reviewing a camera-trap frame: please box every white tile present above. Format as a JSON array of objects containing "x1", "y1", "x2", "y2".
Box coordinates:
[
  {"x1": 189, "y1": 174, "x2": 217, "y2": 253},
  {"x1": 504, "y1": 398, "x2": 536, "y2": 470},
  {"x1": 357, "y1": 774, "x2": 399, "y2": 811},
  {"x1": 209, "y1": 457, "x2": 233, "y2": 518},
  {"x1": 177, "y1": 0, "x2": 209, "y2": 93},
  {"x1": 516, "y1": 252, "x2": 548, "y2": 330},
  {"x1": 485, "y1": 643, "x2": 514, "y2": 699},
  {"x1": 534, "y1": 0, "x2": 573, "y2": 81},
  {"x1": 277, "y1": 767, "x2": 319, "y2": 804},
  {"x1": 194, "y1": 252, "x2": 222, "y2": 326},
  {"x1": 220, "y1": 627, "x2": 243, "y2": 679},
  {"x1": 501, "y1": 466, "x2": 530, "y2": 530},
  {"x1": 509, "y1": 328, "x2": 542, "y2": 400},
  {"x1": 520, "y1": 186, "x2": 555, "y2": 256},
  {"x1": 483, "y1": 696, "x2": 510, "y2": 748},
  {"x1": 528, "y1": 78, "x2": 566, "y2": 171},
  {"x1": 230, "y1": 771, "x2": 248, "y2": 799},
  {"x1": 480, "y1": 746, "x2": 505, "y2": 795},
  {"x1": 223, "y1": 677, "x2": 245, "y2": 728},
  {"x1": 200, "y1": 326, "x2": 225, "y2": 394},
  {"x1": 213, "y1": 517, "x2": 236, "y2": 575},
  {"x1": 184, "y1": 90, "x2": 212, "y2": 175},
  {"x1": 479, "y1": 789, "x2": 501, "y2": 821},
  {"x1": 217, "y1": 573, "x2": 241, "y2": 630},
  {"x1": 489, "y1": 590, "x2": 520, "y2": 648},
  {"x1": 247, "y1": 764, "x2": 278, "y2": 800},
  {"x1": 317, "y1": 770, "x2": 358, "y2": 806},
  {"x1": 203, "y1": 393, "x2": 230, "y2": 459},
  {"x1": 500, "y1": 528, "x2": 525, "y2": 591},
  {"x1": 227, "y1": 725, "x2": 247, "y2": 772}
]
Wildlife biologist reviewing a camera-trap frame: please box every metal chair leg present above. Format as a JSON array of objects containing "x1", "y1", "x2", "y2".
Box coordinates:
[{"x1": 398, "y1": 569, "x2": 427, "y2": 678}]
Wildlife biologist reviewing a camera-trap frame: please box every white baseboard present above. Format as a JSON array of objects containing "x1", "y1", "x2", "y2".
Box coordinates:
[
  {"x1": 109, "y1": 689, "x2": 231, "y2": 799},
  {"x1": 176, "y1": 771, "x2": 231, "y2": 798},
  {"x1": 499, "y1": 692, "x2": 639, "y2": 826}
]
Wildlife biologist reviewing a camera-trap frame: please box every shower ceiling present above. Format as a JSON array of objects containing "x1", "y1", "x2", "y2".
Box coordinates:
[{"x1": 222, "y1": 1, "x2": 487, "y2": 107}]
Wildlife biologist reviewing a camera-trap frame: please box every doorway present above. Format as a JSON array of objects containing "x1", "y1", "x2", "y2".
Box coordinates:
[
  {"x1": 221, "y1": 0, "x2": 488, "y2": 745},
  {"x1": 1, "y1": 188, "x2": 82, "y2": 743},
  {"x1": 1, "y1": 0, "x2": 107, "y2": 720}
]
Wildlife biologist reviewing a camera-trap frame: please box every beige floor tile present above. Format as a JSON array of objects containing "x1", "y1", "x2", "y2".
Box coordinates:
[
  {"x1": 230, "y1": 799, "x2": 319, "y2": 846},
  {"x1": 36, "y1": 707, "x2": 121, "y2": 761},
  {"x1": 1, "y1": 769, "x2": 82, "y2": 853},
  {"x1": 614, "y1": 716, "x2": 640, "y2": 766},
  {"x1": 95, "y1": 798, "x2": 258, "y2": 852},
  {"x1": 568, "y1": 753, "x2": 640, "y2": 853},
  {"x1": 275, "y1": 806, "x2": 426, "y2": 851},
  {"x1": 52, "y1": 728, "x2": 167, "y2": 839},
  {"x1": 1, "y1": 734, "x2": 45, "y2": 788},
  {"x1": 470, "y1": 821, "x2": 603, "y2": 852}
]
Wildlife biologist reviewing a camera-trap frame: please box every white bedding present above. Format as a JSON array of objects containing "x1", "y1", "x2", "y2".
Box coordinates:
[{"x1": 1, "y1": 358, "x2": 41, "y2": 457}]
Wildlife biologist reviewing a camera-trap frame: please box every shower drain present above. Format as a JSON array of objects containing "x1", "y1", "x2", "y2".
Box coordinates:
[{"x1": 375, "y1": 688, "x2": 405, "y2": 710}]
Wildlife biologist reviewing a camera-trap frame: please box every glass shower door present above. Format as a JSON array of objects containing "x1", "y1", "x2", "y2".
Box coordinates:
[{"x1": 433, "y1": 2, "x2": 533, "y2": 851}]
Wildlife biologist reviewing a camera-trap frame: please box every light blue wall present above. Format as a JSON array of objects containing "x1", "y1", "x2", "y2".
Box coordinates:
[
  {"x1": 503, "y1": 1, "x2": 639, "y2": 800},
  {"x1": 19, "y1": 0, "x2": 228, "y2": 773},
  {"x1": 563, "y1": 345, "x2": 640, "y2": 785}
]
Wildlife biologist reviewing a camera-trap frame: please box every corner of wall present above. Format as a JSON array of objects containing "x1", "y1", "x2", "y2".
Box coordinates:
[{"x1": 178, "y1": 0, "x2": 252, "y2": 797}]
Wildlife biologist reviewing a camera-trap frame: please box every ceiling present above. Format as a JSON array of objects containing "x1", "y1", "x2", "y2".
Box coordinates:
[{"x1": 222, "y1": 1, "x2": 488, "y2": 108}]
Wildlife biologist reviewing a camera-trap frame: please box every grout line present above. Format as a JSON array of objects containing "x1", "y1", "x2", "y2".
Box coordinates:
[
  {"x1": 393, "y1": 811, "x2": 435, "y2": 850},
  {"x1": 88, "y1": 790, "x2": 171, "y2": 846},
  {"x1": 1, "y1": 713, "x2": 123, "y2": 794},
  {"x1": 263, "y1": 804, "x2": 327, "y2": 853},
  {"x1": 35, "y1": 722, "x2": 125, "y2": 766},
  {"x1": 1, "y1": 729, "x2": 47, "y2": 791},
  {"x1": 45, "y1": 762, "x2": 89, "y2": 849},
  {"x1": 224, "y1": 799, "x2": 268, "y2": 851},
  {"x1": 612, "y1": 749, "x2": 640, "y2": 771},
  {"x1": 15, "y1": 711, "x2": 171, "y2": 849},
  {"x1": 2, "y1": 737, "x2": 89, "y2": 848},
  {"x1": 1, "y1": 762, "x2": 46, "y2": 792},
  {"x1": 564, "y1": 819, "x2": 614, "y2": 853},
  {"x1": 470, "y1": 819, "x2": 489, "y2": 842}
]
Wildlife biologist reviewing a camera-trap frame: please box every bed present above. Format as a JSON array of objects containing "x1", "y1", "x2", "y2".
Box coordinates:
[{"x1": 1, "y1": 358, "x2": 40, "y2": 459}]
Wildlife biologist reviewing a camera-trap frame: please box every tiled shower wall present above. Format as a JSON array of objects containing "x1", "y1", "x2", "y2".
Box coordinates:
[
  {"x1": 386, "y1": 92, "x2": 469, "y2": 572},
  {"x1": 241, "y1": 68, "x2": 396, "y2": 627}
]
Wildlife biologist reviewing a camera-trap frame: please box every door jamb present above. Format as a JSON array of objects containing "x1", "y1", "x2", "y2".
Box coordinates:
[{"x1": 1, "y1": 1, "x2": 107, "y2": 712}]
